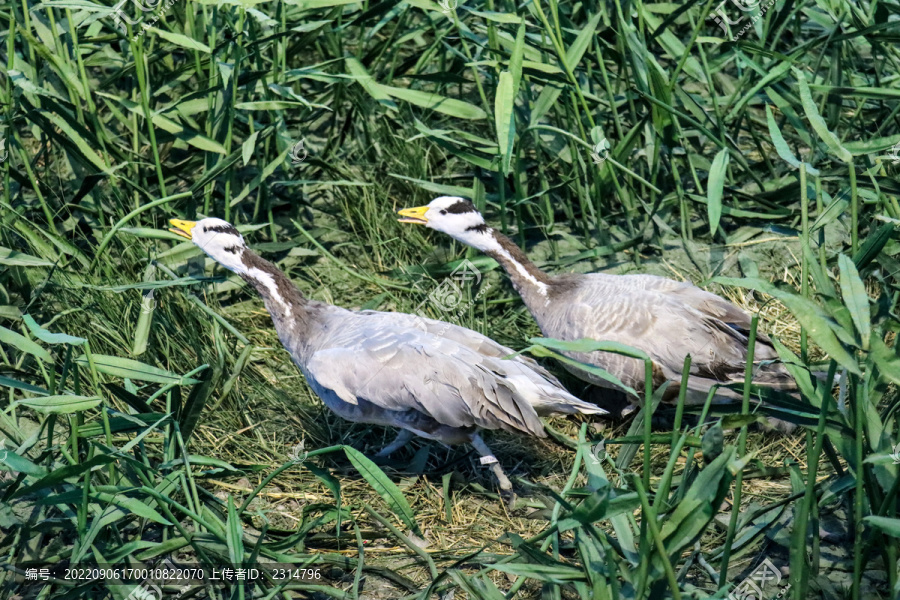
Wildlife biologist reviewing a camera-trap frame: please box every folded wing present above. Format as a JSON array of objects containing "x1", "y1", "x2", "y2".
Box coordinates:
[{"x1": 303, "y1": 316, "x2": 563, "y2": 437}]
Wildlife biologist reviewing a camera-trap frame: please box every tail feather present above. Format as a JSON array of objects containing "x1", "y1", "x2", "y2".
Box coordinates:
[{"x1": 531, "y1": 393, "x2": 609, "y2": 417}]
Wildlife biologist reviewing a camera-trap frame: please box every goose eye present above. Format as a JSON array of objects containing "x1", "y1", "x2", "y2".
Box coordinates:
[{"x1": 440, "y1": 210, "x2": 447, "y2": 215}]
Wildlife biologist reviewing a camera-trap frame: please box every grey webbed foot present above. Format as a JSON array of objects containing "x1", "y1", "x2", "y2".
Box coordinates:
[{"x1": 374, "y1": 429, "x2": 415, "y2": 458}]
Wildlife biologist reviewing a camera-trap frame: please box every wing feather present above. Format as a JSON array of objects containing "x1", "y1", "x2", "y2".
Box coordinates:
[
  {"x1": 537, "y1": 273, "x2": 789, "y2": 392},
  {"x1": 359, "y1": 309, "x2": 566, "y2": 381},
  {"x1": 302, "y1": 314, "x2": 565, "y2": 436}
]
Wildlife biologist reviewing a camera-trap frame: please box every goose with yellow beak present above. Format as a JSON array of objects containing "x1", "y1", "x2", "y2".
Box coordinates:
[
  {"x1": 168, "y1": 217, "x2": 605, "y2": 491},
  {"x1": 398, "y1": 197, "x2": 797, "y2": 410}
]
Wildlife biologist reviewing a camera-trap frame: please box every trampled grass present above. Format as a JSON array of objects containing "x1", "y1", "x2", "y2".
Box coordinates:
[{"x1": 0, "y1": 0, "x2": 899, "y2": 598}]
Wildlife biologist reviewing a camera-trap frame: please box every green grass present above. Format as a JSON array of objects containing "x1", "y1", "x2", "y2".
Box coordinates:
[{"x1": 1, "y1": 0, "x2": 899, "y2": 598}]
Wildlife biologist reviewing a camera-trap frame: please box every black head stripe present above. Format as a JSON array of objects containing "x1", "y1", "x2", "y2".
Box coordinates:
[
  {"x1": 465, "y1": 223, "x2": 489, "y2": 233},
  {"x1": 223, "y1": 245, "x2": 242, "y2": 254},
  {"x1": 204, "y1": 224, "x2": 241, "y2": 236},
  {"x1": 445, "y1": 199, "x2": 477, "y2": 214}
]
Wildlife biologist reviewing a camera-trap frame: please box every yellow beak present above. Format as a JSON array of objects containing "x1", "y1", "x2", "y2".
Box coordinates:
[
  {"x1": 397, "y1": 206, "x2": 429, "y2": 225},
  {"x1": 169, "y1": 219, "x2": 197, "y2": 240}
]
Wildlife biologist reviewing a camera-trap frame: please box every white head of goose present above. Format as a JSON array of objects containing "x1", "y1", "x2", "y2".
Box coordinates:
[
  {"x1": 168, "y1": 217, "x2": 605, "y2": 491},
  {"x1": 398, "y1": 197, "x2": 796, "y2": 409}
]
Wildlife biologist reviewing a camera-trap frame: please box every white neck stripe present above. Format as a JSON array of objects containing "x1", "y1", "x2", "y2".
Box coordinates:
[
  {"x1": 494, "y1": 247, "x2": 548, "y2": 296},
  {"x1": 247, "y1": 267, "x2": 289, "y2": 310}
]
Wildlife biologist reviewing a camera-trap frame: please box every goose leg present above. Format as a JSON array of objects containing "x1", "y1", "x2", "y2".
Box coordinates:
[
  {"x1": 470, "y1": 433, "x2": 512, "y2": 491},
  {"x1": 375, "y1": 429, "x2": 415, "y2": 458}
]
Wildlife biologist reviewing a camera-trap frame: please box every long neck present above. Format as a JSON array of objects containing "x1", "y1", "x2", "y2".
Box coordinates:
[
  {"x1": 237, "y1": 250, "x2": 315, "y2": 334},
  {"x1": 469, "y1": 228, "x2": 553, "y2": 309}
]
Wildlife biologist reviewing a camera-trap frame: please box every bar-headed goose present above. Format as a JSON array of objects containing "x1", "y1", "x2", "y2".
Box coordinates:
[
  {"x1": 398, "y1": 197, "x2": 795, "y2": 407},
  {"x1": 168, "y1": 217, "x2": 605, "y2": 491}
]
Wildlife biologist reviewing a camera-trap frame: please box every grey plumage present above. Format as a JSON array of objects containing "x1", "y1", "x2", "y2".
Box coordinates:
[
  {"x1": 297, "y1": 308, "x2": 601, "y2": 440},
  {"x1": 530, "y1": 272, "x2": 794, "y2": 403},
  {"x1": 398, "y1": 197, "x2": 796, "y2": 408},
  {"x1": 168, "y1": 217, "x2": 604, "y2": 491}
]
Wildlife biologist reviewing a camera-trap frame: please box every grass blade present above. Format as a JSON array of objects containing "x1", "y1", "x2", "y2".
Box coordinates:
[
  {"x1": 13, "y1": 395, "x2": 102, "y2": 414},
  {"x1": 75, "y1": 355, "x2": 201, "y2": 385},
  {"x1": 494, "y1": 71, "x2": 515, "y2": 175},
  {"x1": 794, "y1": 68, "x2": 853, "y2": 163},
  {"x1": 837, "y1": 254, "x2": 871, "y2": 349},
  {"x1": 343, "y1": 445, "x2": 421, "y2": 536},
  {"x1": 707, "y1": 148, "x2": 729, "y2": 237}
]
